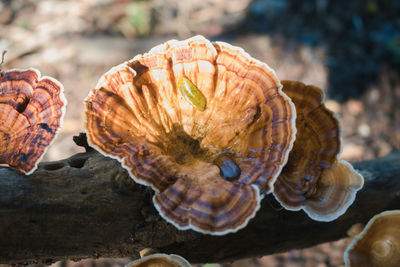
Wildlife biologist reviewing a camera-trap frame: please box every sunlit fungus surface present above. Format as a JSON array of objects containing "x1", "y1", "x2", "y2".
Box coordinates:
[
  {"x1": 85, "y1": 36, "x2": 296, "y2": 234},
  {"x1": 0, "y1": 68, "x2": 66, "y2": 174}
]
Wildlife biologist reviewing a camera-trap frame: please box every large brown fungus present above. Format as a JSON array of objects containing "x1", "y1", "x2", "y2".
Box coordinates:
[
  {"x1": 85, "y1": 36, "x2": 296, "y2": 234},
  {"x1": 273, "y1": 81, "x2": 364, "y2": 221},
  {"x1": 0, "y1": 68, "x2": 66, "y2": 174}
]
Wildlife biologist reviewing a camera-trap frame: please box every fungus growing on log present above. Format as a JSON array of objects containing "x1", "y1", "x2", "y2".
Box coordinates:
[
  {"x1": 0, "y1": 68, "x2": 66, "y2": 174},
  {"x1": 125, "y1": 253, "x2": 190, "y2": 267},
  {"x1": 85, "y1": 35, "x2": 296, "y2": 235},
  {"x1": 273, "y1": 81, "x2": 364, "y2": 221},
  {"x1": 344, "y1": 210, "x2": 400, "y2": 267}
]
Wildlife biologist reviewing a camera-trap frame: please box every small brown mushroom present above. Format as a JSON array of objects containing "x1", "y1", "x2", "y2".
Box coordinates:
[
  {"x1": 125, "y1": 253, "x2": 190, "y2": 267},
  {"x1": 344, "y1": 210, "x2": 400, "y2": 267},
  {"x1": 273, "y1": 80, "x2": 364, "y2": 221},
  {"x1": 347, "y1": 223, "x2": 365, "y2": 238},
  {"x1": 139, "y1": 248, "x2": 159, "y2": 258},
  {"x1": 85, "y1": 36, "x2": 296, "y2": 234},
  {"x1": 0, "y1": 68, "x2": 66, "y2": 174}
]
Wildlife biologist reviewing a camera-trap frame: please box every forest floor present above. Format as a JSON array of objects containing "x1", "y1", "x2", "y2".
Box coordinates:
[{"x1": 1, "y1": 0, "x2": 399, "y2": 266}]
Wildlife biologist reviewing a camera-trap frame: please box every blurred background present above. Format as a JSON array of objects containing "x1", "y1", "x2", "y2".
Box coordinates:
[{"x1": 0, "y1": 0, "x2": 399, "y2": 266}]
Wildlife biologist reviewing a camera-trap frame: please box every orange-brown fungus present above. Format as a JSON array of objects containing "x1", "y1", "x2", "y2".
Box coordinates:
[
  {"x1": 273, "y1": 80, "x2": 363, "y2": 221},
  {"x1": 347, "y1": 223, "x2": 365, "y2": 237},
  {"x1": 0, "y1": 68, "x2": 66, "y2": 174},
  {"x1": 125, "y1": 253, "x2": 190, "y2": 267},
  {"x1": 85, "y1": 36, "x2": 296, "y2": 234},
  {"x1": 344, "y1": 210, "x2": 400, "y2": 267}
]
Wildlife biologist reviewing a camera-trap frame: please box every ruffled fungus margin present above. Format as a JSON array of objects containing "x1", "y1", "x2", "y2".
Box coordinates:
[
  {"x1": 85, "y1": 36, "x2": 297, "y2": 235},
  {"x1": 273, "y1": 80, "x2": 364, "y2": 221},
  {"x1": 0, "y1": 68, "x2": 67, "y2": 174}
]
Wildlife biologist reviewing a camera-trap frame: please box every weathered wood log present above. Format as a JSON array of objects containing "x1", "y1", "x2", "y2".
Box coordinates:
[{"x1": 0, "y1": 148, "x2": 399, "y2": 265}]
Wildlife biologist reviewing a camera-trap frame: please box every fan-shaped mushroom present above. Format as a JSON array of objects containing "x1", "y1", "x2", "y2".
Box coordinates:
[
  {"x1": 344, "y1": 210, "x2": 400, "y2": 267},
  {"x1": 125, "y1": 253, "x2": 190, "y2": 267},
  {"x1": 85, "y1": 36, "x2": 296, "y2": 234},
  {"x1": 0, "y1": 68, "x2": 66, "y2": 174},
  {"x1": 273, "y1": 81, "x2": 364, "y2": 221}
]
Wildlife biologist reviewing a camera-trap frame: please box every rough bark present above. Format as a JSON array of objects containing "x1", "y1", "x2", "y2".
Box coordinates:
[{"x1": 0, "y1": 148, "x2": 399, "y2": 265}]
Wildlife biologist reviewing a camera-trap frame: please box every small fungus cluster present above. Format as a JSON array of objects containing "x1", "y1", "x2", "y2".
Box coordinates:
[
  {"x1": 0, "y1": 68, "x2": 66, "y2": 174},
  {"x1": 85, "y1": 36, "x2": 364, "y2": 235}
]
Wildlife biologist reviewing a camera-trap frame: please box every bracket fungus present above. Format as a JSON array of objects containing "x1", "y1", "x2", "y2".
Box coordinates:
[
  {"x1": 85, "y1": 36, "x2": 296, "y2": 234},
  {"x1": 344, "y1": 210, "x2": 400, "y2": 267},
  {"x1": 0, "y1": 68, "x2": 66, "y2": 174},
  {"x1": 273, "y1": 81, "x2": 364, "y2": 221},
  {"x1": 125, "y1": 253, "x2": 190, "y2": 267}
]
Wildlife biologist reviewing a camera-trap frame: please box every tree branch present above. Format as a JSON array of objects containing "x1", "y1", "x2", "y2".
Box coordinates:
[{"x1": 0, "y1": 149, "x2": 399, "y2": 265}]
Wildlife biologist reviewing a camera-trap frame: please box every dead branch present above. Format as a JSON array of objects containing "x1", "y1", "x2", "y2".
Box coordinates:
[{"x1": 0, "y1": 147, "x2": 399, "y2": 265}]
